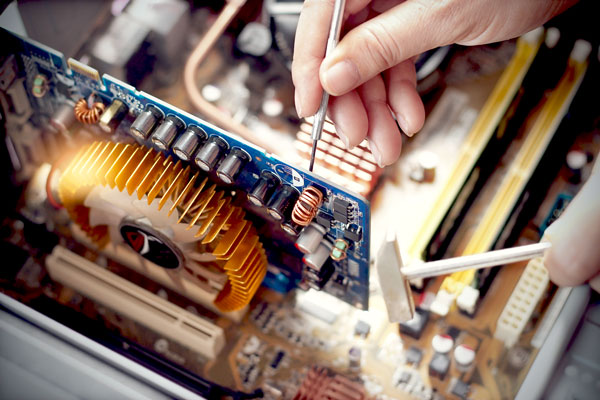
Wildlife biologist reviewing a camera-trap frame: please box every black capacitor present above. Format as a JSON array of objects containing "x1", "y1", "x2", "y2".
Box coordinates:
[
  {"x1": 99, "y1": 99, "x2": 128, "y2": 133},
  {"x1": 281, "y1": 220, "x2": 301, "y2": 236},
  {"x1": 194, "y1": 136, "x2": 229, "y2": 172},
  {"x1": 266, "y1": 184, "x2": 299, "y2": 221},
  {"x1": 304, "y1": 261, "x2": 334, "y2": 290},
  {"x1": 151, "y1": 115, "x2": 185, "y2": 151},
  {"x1": 247, "y1": 171, "x2": 279, "y2": 207},
  {"x1": 130, "y1": 104, "x2": 163, "y2": 140},
  {"x1": 216, "y1": 148, "x2": 250, "y2": 184},
  {"x1": 173, "y1": 125, "x2": 208, "y2": 161}
]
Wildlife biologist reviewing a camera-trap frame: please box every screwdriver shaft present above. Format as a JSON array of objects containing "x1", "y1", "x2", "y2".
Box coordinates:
[
  {"x1": 308, "y1": 0, "x2": 346, "y2": 171},
  {"x1": 401, "y1": 242, "x2": 551, "y2": 280}
]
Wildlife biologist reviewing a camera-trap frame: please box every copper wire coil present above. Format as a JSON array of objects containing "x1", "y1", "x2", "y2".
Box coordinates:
[
  {"x1": 74, "y1": 98, "x2": 105, "y2": 124},
  {"x1": 292, "y1": 186, "x2": 323, "y2": 226}
]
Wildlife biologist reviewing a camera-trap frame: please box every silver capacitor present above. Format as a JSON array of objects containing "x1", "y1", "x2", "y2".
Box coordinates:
[
  {"x1": 302, "y1": 239, "x2": 333, "y2": 271},
  {"x1": 194, "y1": 136, "x2": 229, "y2": 172},
  {"x1": 130, "y1": 104, "x2": 163, "y2": 140},
  {"x1": 295, "y1": 222, "x2": 327, "y2": 254},
  {"x1": 50, "y1": 102, "x2": 77, "y2": 133},
  {"x1": 216, "y1": 148, "x2": 250, "y2": 184},
  {"x1": 151, "y1": 115, "x2": 185, "y2": 151},
  {"x1": 173, "y1": 125, "x2": 208, "y2": 161}
]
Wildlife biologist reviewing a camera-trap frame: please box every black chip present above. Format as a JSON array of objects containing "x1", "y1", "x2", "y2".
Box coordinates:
[
  {"x1": 333, "y1": 197, "x2": 351, "y2": 214},
  {"x1": 429, "y1": 353, "x2": 450, "y2": 380},
  {"x1": 354, "y1": 320, "x2": 370, "y2": 337},
  {"x1": 450, "y1": 380, "x2": 470, "y2": 399},
  {"x1": 406, "y1": 346, "x2": 423, "y2": 366},
  {"x1": 316, "y1": 211, "x2": 333, "y2": 229},
  {"x1": 333, "y1": 210, "x2": 348, "y2": 224},
  {"x1": 446, "y1": 326, "x2": 461, "y2": 340},
  {"x1": 399, "y1": 307, "x2": 429, "y2": 339},
  {"x1": 344, "y1": 223, "x2": 362, "y2": 242}
]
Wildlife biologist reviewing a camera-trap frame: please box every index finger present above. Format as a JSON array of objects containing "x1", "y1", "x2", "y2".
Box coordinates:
[{"x1": 292, "y1": 0, "x2": 371, "y2": 118}]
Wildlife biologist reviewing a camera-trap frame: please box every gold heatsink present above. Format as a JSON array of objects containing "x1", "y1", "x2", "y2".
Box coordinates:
[{"x1": 58, "y1": 141, "x2": 267, "y2": 312}]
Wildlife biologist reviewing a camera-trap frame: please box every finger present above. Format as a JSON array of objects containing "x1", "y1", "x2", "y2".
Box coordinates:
[
  {"x1": 357, "y1": 76, "x2": 402, "y2": 166},
  {"x1": 319, "y1": 0, "x2": 470, "y2": 96},
  {"x1": 328, "y1": 91, "x2": 369, "y2": 149},
  {"x1": 384, "y1": 60, "x2": 425, "y2": 135},
  {"x1": 544, "y1": 167, "x2": 600, "y2": 286},
  {"x1": 292, "y1": 0, "x2": 372, "y2": 118}
]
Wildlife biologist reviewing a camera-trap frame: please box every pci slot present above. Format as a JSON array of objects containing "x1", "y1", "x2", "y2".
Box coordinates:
[
  {"x1": 46, "y1": 245, "x2": 226, "y2": 359},
  {"x1": 407, "y1": 29, "x2": 544, "y2": 264},
  {"x1": 70, "y1": 224, "x2": 247, "y2": 322},
  {"x1": 431, "y1": 40, "x2": 591, "y2": 316}
]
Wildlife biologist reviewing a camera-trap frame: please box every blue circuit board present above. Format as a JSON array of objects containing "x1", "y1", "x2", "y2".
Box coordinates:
[{"x1": 1, "y1": 28, "x2": 371, "y2": 309}]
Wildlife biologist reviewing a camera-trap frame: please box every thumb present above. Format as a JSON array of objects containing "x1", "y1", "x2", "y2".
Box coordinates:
[
  {"x1": 319, "y1": 0, "x2": 467, "y2": 95},
  {"x1": 544, "y1": 159, "x2": 600, "y2": 286}
]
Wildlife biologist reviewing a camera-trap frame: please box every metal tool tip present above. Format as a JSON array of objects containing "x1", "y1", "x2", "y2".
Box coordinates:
[{"x1": 308, "y1": 140, "x2": 317, "y2": 171}]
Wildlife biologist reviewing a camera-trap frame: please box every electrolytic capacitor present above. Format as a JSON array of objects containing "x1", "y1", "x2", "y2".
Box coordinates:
[
  {"x1": 303, "y1": 239, "x2": 333, "y2": 271},
  {"x1": 130, "y1": 104, "x2": 163, "y2": 140},
  {"x1": 247, "y1": 171, "x2": 279, "y2": 207},
  {"x1": 295, "y1": 222, "x2": 327, "y2": 254},
  {"x1": 266, "y1": 184, "x2": 299, "y2": 221},
  {"x1": 99, "y1": 99, "x2": 128, "y2": 133},
  {"x1": 281, "y1": 220, "x2": 302, "y2": 236},
  {"x1": 194, "y1": 136, "x2": 229, "y2": 172},
  {"x1": 453, "y1": 344, "x2": 475, "y2": 372},
  {"x1": 151, "y1": 115, "x2": 185, "y2": 151},
  {"x1": 432, "y1": 334, "x2": 454, "y2": 354},
  {"x1": 173, "y1": 125, "x2": 208, "y2": 161},
  {"x1": 216, "y1": 148, "x2": 250, "y2": 184},
  {"x1": 50, "y1": 103, "x2": 77, "y2": 133}
]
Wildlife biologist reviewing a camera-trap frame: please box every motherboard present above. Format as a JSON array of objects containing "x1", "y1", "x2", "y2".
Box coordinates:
[{"x1": 1, "y1": 1, "x2": 599, "y2": 399}]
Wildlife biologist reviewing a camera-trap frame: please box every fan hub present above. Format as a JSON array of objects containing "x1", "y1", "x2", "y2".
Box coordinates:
[{"x1": 120, "y1": 220, "x2": 183, "y2": 270}]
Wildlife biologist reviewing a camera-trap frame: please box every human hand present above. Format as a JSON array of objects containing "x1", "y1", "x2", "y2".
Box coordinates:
[
  {"x1": 292, "y1": 0, "x2": 576, "y2": 166},
  {"x1": 544, "y1": 159, "x2": 600, "y2": 292}
]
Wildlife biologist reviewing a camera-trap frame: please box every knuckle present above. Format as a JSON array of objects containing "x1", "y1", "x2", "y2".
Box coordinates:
[{"x1": 360, "y1": 22, "x2": 402, "y2": 73}]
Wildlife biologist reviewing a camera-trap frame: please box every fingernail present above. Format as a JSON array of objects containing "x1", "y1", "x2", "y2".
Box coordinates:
[
  {"x1": 369, "y1": 140, "x2": 384, "y2": 168},
  {"x1": 337, "y1": 126, "x2": 350, "y2": 149},
  {"x1": 295, "y1": 90, "x2": 305, "y2": 118},
  {"x1": 323, "y1": 60, "x2": 360, "y2": 95},
  {"x1": 395, "y1": 112, "x2": 413, "y2": 136}
]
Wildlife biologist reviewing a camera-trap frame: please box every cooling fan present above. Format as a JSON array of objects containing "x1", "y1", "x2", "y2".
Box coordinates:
[{"x1": 58, "y1": 141, "x2": 267, "y2": 312}]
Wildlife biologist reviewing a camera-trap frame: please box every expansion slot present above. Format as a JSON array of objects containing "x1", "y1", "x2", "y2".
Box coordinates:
[
  {"x1": 432, "y1": 40, "x2": 591, "y2": 314},
  {"x1": 406, "y1": 29, "x2": 544, "y2": 264},
  {"x1": 46, "y1": 246, "x2": 226, "y2": 359}
]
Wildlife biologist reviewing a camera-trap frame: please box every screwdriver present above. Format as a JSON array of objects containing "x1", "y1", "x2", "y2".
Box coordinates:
[
  {"x1": 309, "y1": 0, "x2": 346, "y2": 172},
  {"x1": 377, "y1": 232, "x2": 551, "y2": 322}
]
